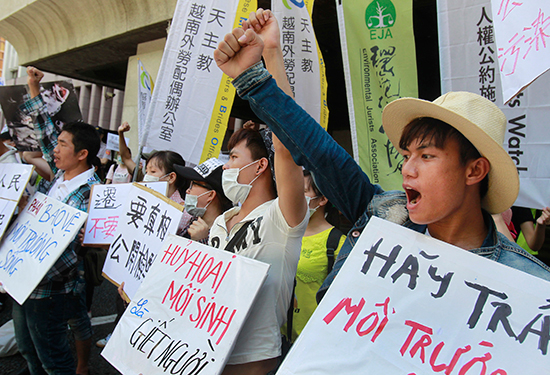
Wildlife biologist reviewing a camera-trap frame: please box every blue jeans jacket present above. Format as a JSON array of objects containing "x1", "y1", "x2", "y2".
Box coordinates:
[{"x1": 232, "y1": 63, "x2": 550, "y2": 300}]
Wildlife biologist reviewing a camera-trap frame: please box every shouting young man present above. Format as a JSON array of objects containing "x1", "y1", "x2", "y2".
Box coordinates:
[{"x1": 213, "y1": 9, "x2": 550, "y2": 307}]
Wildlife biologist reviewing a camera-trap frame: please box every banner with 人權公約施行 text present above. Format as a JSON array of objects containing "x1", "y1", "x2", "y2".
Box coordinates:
[
  {"x1": 0, "y1": 192, "x2": 87, "y2": 305},
  {"x1": 101, "y1": 234, "x2": 270, "y2": 374},
  {"x1": 276, "y1": 216, "x2": 550, "y2": 375},
  {"x1": 437, "y1": 0, "x2": 550, "y2": 209},
  {"x1": 272, "y1": 0, "x2": 328, "y2": 129},
  {"x1": 336, "y1": 0, "x2": 418, "y2": 191},
  {"x1": 144, "y1": 0, "x2": 257, "y2": 166},
  {"x1": 0, "y1": 163, "x2": 34, "y2": 239},
  {"x1": 83, "y1": 181, "x2": 168, "y2": 246},
  {"x1": 101, "y1": 183, "x2": 183, "y2": 300}
]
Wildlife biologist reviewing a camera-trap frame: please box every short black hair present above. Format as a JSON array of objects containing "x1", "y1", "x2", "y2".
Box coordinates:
[
  {"x1": 146, "y1": 151, "x2": 189, "y2": 193},
  {"x1": 399, "y1": 117, "x2": 488, "y2": 198},
  {"x1": 62, "y1": 121, "x2": 101, "y2": 167}
]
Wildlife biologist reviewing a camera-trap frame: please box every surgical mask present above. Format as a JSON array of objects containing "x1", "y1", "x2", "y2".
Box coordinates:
[
  {"x1": 222, "y1": 160, "x2": 261, "y2": 205},
  {"x1": 116, "y1": 156, "x2": 123, "y2": 165},
  {"x1": 184, "y1": 190, "x2": 212, "y2": 217},
  {"x1": 142, "y1": 173, "x2": 170, "y2": 182},
  {"x1": 305, "y1": 195, "x2": 319, "y2": 218}
]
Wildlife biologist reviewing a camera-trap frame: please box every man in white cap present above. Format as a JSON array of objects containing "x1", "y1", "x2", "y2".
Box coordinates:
[{"x1": 213, "y1": 9, "x2": 550, "y2": 306}]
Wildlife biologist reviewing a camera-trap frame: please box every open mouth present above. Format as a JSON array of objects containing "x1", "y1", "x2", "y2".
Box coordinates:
[{"x1": 405, "y1": 187, "x2": 421, "y2": 205}]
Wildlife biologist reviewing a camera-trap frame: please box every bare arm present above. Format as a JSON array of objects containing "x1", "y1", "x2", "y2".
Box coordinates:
[
  {"x1": 521, "y1": 207, "x2": 550, "y2": 251},
  {"x1": 117, "y1": 122, "x2": 136, "y2": 174},
  {"x1": 492, "y1": 213, "x2": 514, "y2": 242}
]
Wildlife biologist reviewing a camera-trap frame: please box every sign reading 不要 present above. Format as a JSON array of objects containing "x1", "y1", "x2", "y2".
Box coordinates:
[
  {"x1": 277, "y1": 216, "x2": 550, "y2": 375},
  {"x1": 101, "y1": 234, "x2": 270, "y2": 375},
  {"x1": 0, "y1": 192, "x2": 87, "y2": 304}
]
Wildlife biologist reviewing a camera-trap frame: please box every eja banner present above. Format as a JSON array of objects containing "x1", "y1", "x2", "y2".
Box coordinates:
[
  {"x1": 144, "y1": 0, "x2": 257, "y2": 166},
  {"x1": 336, "y1": 0, "x2": 418, "y2": 191}
]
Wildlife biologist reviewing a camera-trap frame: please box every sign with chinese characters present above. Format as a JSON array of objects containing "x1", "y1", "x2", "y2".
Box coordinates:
[
  {"x1": 0, "y1": 163, "x2": 34, "y2": 239},
  {"x1": 489, "y1": 0, "x2": 550, "y2": 103},
  {"x1": 438, "y1": 0, "x2": 550, "y2": 208},
  {"x1": 102, "y1": 183, "x2": 183, "y2": 300},
  {"x1": 138, "y1": 59, "x2": 154, "y2": 149},
  {"x1": 0, "y1": 192, "x2": 88, "y2": 304},
  {"x1": 83, "y1": 182, "x2": 168, "y2": 246},
  {"x1": 272, "y1": 0, "x2": 328, "y2": 129},
  {"x1": 105, "y1": 133, "x2": 130, "y2": 152},
  {"x1": 102, "y1": 234, "x2": 269, "y2": 375},
  {"x1": 144, "y1": 0, "x2": 256, "y2": 165},
  {"x1": 336, "y1": 0, "x2": 418, "y2": 191},
  {"x1": 277, "y1": 216, "x2": 550, "y2": 375}
]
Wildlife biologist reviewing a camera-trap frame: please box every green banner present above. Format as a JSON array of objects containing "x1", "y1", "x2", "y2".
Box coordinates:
[{"x1": 337, "y1": 0, "x2": 418, "y2": 190}]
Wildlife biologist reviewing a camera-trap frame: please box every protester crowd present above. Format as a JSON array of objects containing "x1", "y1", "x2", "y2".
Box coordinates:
[{"x1": 0, "y1": 8, "x2": 549, "y2": 375}]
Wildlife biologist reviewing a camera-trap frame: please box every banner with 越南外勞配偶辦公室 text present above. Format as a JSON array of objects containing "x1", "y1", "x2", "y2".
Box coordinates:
[
  {"x1": 144, "y1": 0, "x2": 257, "y2": 166},
  {"x1": 337, "y1": 0, "x2": 418, "y2": 191},
  {"x1": 438, "y1": 0, "x2": 550, "y2": 209}
]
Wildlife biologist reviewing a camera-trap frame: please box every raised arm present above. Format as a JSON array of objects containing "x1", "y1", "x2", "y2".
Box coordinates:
[
  {"x1": 117, "y1": 122, "x2": 136, "y2": 174},
  {"x1": 21, "y1": 66, "x2": 58, "y2": 177},
  {"x1": 215, "y1": 12, "x2": 380, "y2": 223},
  {"x1": 522, "y1": 207, "x2": 550, "y2": 251}
]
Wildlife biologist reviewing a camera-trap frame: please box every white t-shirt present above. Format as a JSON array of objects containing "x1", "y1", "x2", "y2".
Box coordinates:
[
  {"x1": 106, "y1": 164, "x2": 131, "y2": 184},
  {"x1": 48, "y1": 167, "x2": 96, "y2": 201},
  {"x1": 209, "y1": 198, "x2": 308, "y2": 364}
]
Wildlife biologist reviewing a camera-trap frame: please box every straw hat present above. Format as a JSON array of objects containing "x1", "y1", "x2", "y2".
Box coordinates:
[{"x1": 382, "y1": 91, "x2": 518, "y2": 214}]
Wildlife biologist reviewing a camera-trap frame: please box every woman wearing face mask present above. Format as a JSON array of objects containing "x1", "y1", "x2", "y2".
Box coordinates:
[
  {"x1": 142, "y1": 150, "x2": 193, "y2": 234},
  {"x1": 174, "y1": 158, "x2": 232, "y2": 242},
  {"x1": 283, "y1": 170, "x2": 347, "y2": 343}
]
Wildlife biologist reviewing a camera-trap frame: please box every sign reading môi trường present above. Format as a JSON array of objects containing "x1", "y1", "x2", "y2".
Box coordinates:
[
  {"x1": 0, "y1": 192, "x2": 87, "y2": 304},
  {"x1": 277, "y1": 216, "x2": 550, "y2": 375}
]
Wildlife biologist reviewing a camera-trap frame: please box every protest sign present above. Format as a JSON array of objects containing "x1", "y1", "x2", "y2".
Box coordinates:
[
  {"x1": 272, "y1": 0, "x2": 328, "y2": 129},
  {"x1": 102, "y1": 234, "x2": 270, "y2": 375},
  {"x1": 83, "y1": 181, "x2": 168, "y2": 246},
  {"x1": 0, "y1": 81, "x2": 81, "y2": 151},
  {"x1": 0, "y1": 163, "x2": 34, "y2": 239},
  {"x1": 277, "y1": 216, "x2": 550, "y2": 375},
  {"x1": 336, "y1": 0, "x2": 418, "y2": 191},
  {"x1": 102, "y1": 183, "x2": 183, "y2": 300},
  {"x1": 144, "y1": 0, "x2": 256, "y2": 165},
  {"x1": 105, "y1": 133, "x2": 130, "y2": 152},
  {"x1": 438, "y1": 0, "x2": 550, "y2": 208},
  {"x1": 489, "y1": 0, "x2": 550, "y2": 103},
  {"x1": 0, "y1": 192, "x2": 87, "y2": 304}
]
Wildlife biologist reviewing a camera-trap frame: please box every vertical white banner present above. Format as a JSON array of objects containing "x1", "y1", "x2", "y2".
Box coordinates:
[
  {"x1": 272, "y1": 0, "x2": 328, "y2": 129},
  {"x1": 438, "y1": 0, "x2": 550, "y2": 209},
  {"x1": 144, "y1": 0, "x2": 239, "y2": 165},
  {"x1": 137, "y1": 59, "x2": 154, "y2": 149}
]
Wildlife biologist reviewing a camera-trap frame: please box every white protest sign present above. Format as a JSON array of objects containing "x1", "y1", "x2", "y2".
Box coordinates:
[
  {"x1": 83, "y1": 181, "x2": 168, "y2": 245},
  {"x1": 102, "y1": 183, "x2": 183, "y2": 300},
  {"x1": 0, "y1": 192, "x2": 87, "y2": 304},
  {"x1": 490, "y1": 0, "x2": 550, "y2": 103},
  {"x1": 438, "y1": 0, "x2": 550, "y2": 208},
  {"x1": 102, "y1": 234, "x2": 270, "y2": 375},
  {"x1": 106, "y1": 133, "x2": 130, "y2": 152},
  {"x1": 0, "y1": 163, "x2": 34, "y2": 239},
  {"x1": 137, "y1": 59, "x2": 154, "y2": 149},
  {"x1": 277, "y1": 216, "x2": 550, "y2": 375}
]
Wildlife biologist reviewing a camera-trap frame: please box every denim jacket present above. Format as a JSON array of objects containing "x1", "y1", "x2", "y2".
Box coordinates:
[{"x1": 232, "y1": 63, "x2": 550, "y2": 300}]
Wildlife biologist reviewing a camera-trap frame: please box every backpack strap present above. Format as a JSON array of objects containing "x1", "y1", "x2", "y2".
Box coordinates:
[{"x1": 326, "y1": 227, "x2": 343, "y2": 274}]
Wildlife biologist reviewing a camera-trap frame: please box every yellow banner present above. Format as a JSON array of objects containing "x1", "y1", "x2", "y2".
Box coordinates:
[{"x1": 200, "y1": 0, "x2": 257, "y2": 163}]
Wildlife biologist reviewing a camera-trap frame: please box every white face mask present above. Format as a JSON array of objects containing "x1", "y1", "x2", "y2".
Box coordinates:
[
  {"x1": 184, "y1": 190, "x2": 212, "y2": 217},
  {"x1": 305, "y1": 195, "x2": 320, "y2": 218},
  {"x1": 142, "y1": 173, "x2": 170, "y2": 182},
  {"x1": 222, "y1": 160, "x2": 261, "y2": 205}
]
